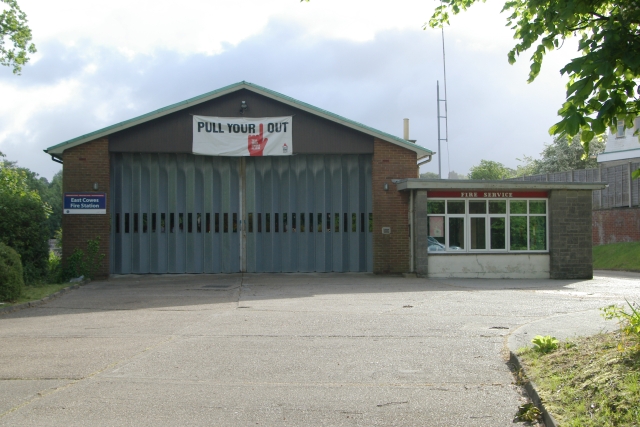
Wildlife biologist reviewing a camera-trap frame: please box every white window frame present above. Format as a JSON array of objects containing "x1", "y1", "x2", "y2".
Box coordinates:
[
  {"x1": 616, "y1": 120, "x2": 625, "y2": 139},
  {"x1": 426, "y1": 198, "x2": 549, "y2": 254}
]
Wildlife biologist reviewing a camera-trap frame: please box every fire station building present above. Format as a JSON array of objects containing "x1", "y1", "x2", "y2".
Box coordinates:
[{"x1": 46, "y1": 81, "x2": 603, "y2": 279}]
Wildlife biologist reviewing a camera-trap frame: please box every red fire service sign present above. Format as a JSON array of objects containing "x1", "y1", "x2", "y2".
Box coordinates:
[{"x1": 427, "y1": 190, "x2": 548, "y2": 198}]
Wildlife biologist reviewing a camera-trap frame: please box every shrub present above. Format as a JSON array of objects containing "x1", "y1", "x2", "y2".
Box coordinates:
[
  {"x1": 60, "y1": 236, "x2": 106, "y2": 282},
  {"x1": 0, "y1": 190, "x2": 49, "y2": 285},
  {"x1": 47, "y1": 251, "x2": 63, "y2": 284},
  {"x1": 0, "y1": 243, "x2": 24, "y2": 302}
]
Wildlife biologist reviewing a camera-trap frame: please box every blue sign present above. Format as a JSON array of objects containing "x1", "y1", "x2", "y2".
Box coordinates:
[{"x1": 64, "y1": 193, "x2": 107, "y2": 214}]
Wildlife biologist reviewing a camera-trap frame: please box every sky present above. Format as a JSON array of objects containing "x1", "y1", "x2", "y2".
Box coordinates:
[{"x1": 0, "y1": 0, "x2": 579, "y2": 180}]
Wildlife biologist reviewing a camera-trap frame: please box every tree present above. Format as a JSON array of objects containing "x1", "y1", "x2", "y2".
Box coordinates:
[
  {"x1": 516, "y1": 133, "x2": 606, "y2": 175},
  {"x1": 448, "y1": 170, "x2": 468, "y2": 179},
  {"x1": 429, "y1": 0, "x2": 640, "y2": 165},
  {"x1": 468, "y1": 160, "x2": 515, "y2": 180},
  {"x1": 420, "y1": 171, "x2": 440, "y2": 179},
  {"x1": 0, "y1": 0, "x2": 36, "y2": 74}
]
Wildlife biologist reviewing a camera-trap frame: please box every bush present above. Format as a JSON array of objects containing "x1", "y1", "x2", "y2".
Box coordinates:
[
  {"x1": 0, "y1": 243, "x2": 24, "y2": 302},
  {"x1": 47, "y1": 251, "x2": 63, "y2": 284},
  {"x1": 60, "y1": 236, "x2": 106, "y2": 282},
  {"x1": 0, "y1": 191, "x2": 49, "y2": 285}
]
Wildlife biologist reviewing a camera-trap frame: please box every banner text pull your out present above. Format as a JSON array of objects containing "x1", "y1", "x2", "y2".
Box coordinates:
[{"x1": 193, "y1": 116, "x2": 292, "y2": 156}]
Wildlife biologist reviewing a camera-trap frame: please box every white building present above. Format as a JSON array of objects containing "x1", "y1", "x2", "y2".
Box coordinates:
[{"x1": 597, "y1": 118, "x2": 640, "y2": 166}]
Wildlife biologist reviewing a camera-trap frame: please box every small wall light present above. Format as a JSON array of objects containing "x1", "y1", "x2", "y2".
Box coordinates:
[
  {"x1": 240, "y1": 100, "x2": 248, "y2": 113},
  {"x1": 93, "y1": 182, "x2": 99, "y2": 190},
  {"x1": 383, "y1": 183, "x2": 389, "y2": 191}
]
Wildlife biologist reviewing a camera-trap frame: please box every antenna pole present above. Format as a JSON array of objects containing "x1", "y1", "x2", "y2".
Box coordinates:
[
  {"x1": 435, "y1": 0, "x2": 450, "y2": 179},
  {"x1": 437, "y1": 81, "x2": 442, "y2": 179}
]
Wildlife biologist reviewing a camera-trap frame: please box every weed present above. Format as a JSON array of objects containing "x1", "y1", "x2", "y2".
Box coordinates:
[
  {"x1": 514, "y1": 403, "x2": 541, "y2": 422},
  {"x1": 531, "y1": 335, "x2": 559, "y2": 354},
  {"x1": 602, "y1": 300, "x2": 640, "y2": 353}
]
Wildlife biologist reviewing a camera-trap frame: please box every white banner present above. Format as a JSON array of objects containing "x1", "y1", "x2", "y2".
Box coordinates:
[{"x1": 193, "y1": 116, "x2": 292, "y2": 156}]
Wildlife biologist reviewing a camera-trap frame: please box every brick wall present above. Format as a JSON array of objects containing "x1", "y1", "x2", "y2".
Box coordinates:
[
  {"x1": 62, "y1": 138, "x2": 110, "y2": 279},
  {"x1": 549, "y1": 189, "x2": 593, "y2": 279},
  {"x1": 592, "y1": 207, "x2": 640, "y2": 245},
  {"x1": 372, "y1": 139, "x2": 418, "y2": 273},
  {"x1": 414, "y1": 190, "x2": 429, "y2": 276}
]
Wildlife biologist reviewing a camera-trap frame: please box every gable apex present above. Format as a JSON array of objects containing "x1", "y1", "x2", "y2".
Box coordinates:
[{"x1": 45, "y1": 81, "x2": 434, "y2": 159}]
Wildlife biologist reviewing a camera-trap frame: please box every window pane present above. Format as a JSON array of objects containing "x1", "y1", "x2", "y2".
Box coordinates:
[
  {"x1": 334, "y1": 213, "x2": 339, "y2": 232},
  {"x1": 223, "y1": 213, "x2": 228, "y2": 233},
  {"x1": 275, "y1": 213, "x2": 279, "y2": 232},
  {"x1": 427, "y1": 217, "x2": 445, "y2": 251},
  {"x1": 215, "y1": 213, "x2": 219, "y2": 233},
  {"x1": 529, "y1": 216, "x2": 547, "y2": 250},
  {"x1": 143, "y1": 213, "x2": 148, "y2": 233},
  {"x1": 266, "y1": 213, "x2": 271, "y2": 232},
  {"x1": 490, "y1": 218, "x2": 506, "y2": 249},
  {"x1": 188, "y1": 213, "x2": 192, "y2": 233},
  {"x1": 489, "y1": 200, "x2": 506, "y2": 214},
  {"x1": 197, "y1": 213, "x2": 201, "y2": 233},
  {"x1": 447, "y1": 201, "x2": 465, "y2": 214},
  {"x1": 469, "y1": 201, "x2": 486, "y2": 214},
  {"x1": 510, "y1": 200, "x2": 527, "y2": 214},
  {"x1": 529, "y1": 200, "x2": 546, "y2": 214},
  {"x1": 300, "y1": 213, "x2": 305, "y2": 232},
  {"x1": 448, "y1": 217, "x2": 465, "y2": 250},
  {"x1": 351, "y1": 213, "x2": 356, "y2": 232},
  {"x1": 151, "y1": 213, "x2": 156, "y2": 232},
  {"x1": 470, "y1": 217, "x2": 486, "y2": 249},
  {"x1": 510, "y1": 216, "x2": 527, "y2": 250},
  {"x1": 427, "y1": 200, "x2": 445, "y2": 214},
  {"x1": 161, "y1": 213, "x2": 166, "y2": 233},
  {"x1": 134, "y1": 213, "x2": 139, "y2": 233},
  {"x1": 292, "y1": 213, "x2": 297, "y2": 232},
  {"x1": 179, "y1": 213, "x2": 184, "y2": 232},
  {"x1": 233, "y1": 213, "x2": 238, "y2": 233}
]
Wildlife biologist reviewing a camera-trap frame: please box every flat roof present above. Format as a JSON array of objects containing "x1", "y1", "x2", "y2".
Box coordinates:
[{"x1": 395, "y1": 179, "x2": 607, "y2": 191}]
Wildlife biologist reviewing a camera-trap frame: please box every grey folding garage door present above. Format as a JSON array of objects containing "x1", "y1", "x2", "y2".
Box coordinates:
[{"x1": 110, "y1": 153, "x2": 372, "y2": 274}]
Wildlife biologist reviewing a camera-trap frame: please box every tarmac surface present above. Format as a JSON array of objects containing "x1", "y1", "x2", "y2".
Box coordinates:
[{"x1": 0, "y1": 271, "x2": 638, "y2": 426}]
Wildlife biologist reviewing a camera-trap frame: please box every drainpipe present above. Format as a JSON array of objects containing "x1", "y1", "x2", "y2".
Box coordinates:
[{"x1": 409, "y1": 189, "x2": 414, "y2": 273}]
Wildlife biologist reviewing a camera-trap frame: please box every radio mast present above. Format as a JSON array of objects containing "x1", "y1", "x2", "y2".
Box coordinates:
[{"x1": 436, "y1": 10, "x2": 450, "y2": 179}]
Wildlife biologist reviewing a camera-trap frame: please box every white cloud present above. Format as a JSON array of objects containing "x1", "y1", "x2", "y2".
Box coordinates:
[
  {"x1": 1, "y1": 1, "x2": 581, "y2": 180},
  {"x1": 19, "y1": 0, "x2": 513, "y2": 56}
]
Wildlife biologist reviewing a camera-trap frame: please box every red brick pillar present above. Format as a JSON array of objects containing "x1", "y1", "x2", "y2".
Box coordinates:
[
  {"x1": 371, "y1": 139, "x2": 418, "y2": 273},
  {"x1": 62, "y1": 138, "x2": 110, "y2": 279}
]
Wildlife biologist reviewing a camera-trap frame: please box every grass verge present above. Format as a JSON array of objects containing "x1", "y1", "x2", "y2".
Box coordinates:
[
  {"x1": 518, "y1": 333, "x2": 640, "y2": 426},
  {"x1": 593, "y1": 241, "x2": 640, "y2": 271},
  {"x1": 1, "y1": 283, "x2": 74, "y2": 307}
]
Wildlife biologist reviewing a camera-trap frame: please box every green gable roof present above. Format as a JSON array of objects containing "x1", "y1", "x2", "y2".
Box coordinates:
[{"x1": 45, "y1": 81, "x2": 434, "y2": 159}]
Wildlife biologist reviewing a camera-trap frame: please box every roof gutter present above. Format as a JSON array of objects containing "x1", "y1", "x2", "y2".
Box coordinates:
[
  {"x1": 417, "y1": 153, "x2": 434, "y2": 167},
  {"x1": 46, "y1": 150, "x2": 63, "y2": 164}
]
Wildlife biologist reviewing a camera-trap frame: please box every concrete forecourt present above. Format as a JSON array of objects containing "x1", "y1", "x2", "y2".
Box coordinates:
[{"x1": 1, "y1": 272, "x2": 638, "y2": 426}]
